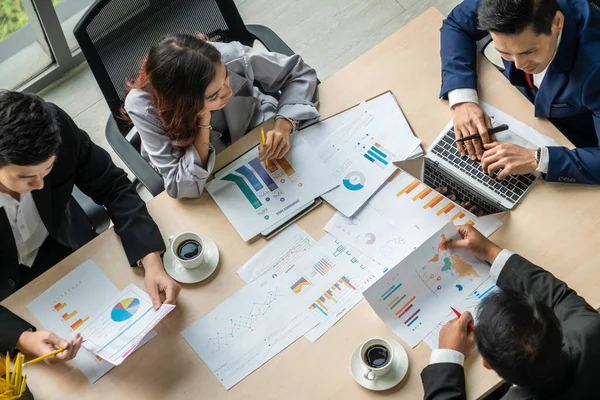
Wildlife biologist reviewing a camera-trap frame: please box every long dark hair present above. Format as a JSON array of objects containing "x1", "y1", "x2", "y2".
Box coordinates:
[{"x1": 124, "y1": 34, "x2": 221, "y2": 148}]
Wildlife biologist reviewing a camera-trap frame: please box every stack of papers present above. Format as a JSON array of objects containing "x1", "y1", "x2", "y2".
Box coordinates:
[
  {"x1": 27, "y1": 261, "x2": 159, "y2": 382},
  {"x1": 301, "y1": 92, "x2": 422, "y2": 216},
  {"x1": 325, "y1": 170, "x2": 503, "y2": 268},
  {"x1": 80, "y1": 284, "x2": 175, "y2": 366}
]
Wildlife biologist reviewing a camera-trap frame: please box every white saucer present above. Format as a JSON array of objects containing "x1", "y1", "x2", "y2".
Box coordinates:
[
  {"x1": 164, "y1": 235, "x2": 219, "y2": 284},
  {"x1": 350, "y1": 338, "x2": 409, "y2": 391}
]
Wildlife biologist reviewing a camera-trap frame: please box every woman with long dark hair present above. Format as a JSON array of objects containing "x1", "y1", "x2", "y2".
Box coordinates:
[{"x1": 123, "y1": 34, "x2": 319, "y2": 198}]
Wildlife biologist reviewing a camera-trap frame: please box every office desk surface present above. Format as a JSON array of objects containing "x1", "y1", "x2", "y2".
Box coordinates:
[{"x1": 4, "y1": 7, "x2": 600, "y2": 400}]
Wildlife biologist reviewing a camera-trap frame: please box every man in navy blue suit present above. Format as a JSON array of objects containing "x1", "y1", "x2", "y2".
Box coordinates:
[{"x1": 441, "y1": 0, "x2": 600, "y2": 184}]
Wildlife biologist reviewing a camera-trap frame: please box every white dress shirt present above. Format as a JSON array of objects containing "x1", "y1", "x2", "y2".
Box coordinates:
[
  {"x1": 429, "y1": 249, "x2": 514, "y2": 366},
  {"x1": 0, "y1": 191, "x2": 49, "y2": 267},
  {"x1": 448, "y1": 32, "x2": 563, "y2": 174}
]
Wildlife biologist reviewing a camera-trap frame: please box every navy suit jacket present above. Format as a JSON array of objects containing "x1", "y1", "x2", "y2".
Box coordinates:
[{"x1": 441, "y1": 0, "x2": 600, "y2": 184}]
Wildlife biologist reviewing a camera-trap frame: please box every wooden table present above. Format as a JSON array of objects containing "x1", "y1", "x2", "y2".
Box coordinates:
[{"x1": 4, "y1": 7, "x2": 600, "y2": 400}]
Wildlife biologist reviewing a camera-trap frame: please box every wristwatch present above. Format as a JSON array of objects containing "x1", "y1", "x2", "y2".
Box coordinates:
[{"x1": 534, "y1": 147, "x2": 541, "y2": 166}]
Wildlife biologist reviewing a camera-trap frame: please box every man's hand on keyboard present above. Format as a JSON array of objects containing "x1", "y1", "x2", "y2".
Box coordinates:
[
  {"x1": 481, "y1": 142, "x2": 538, "y2": 180},
  {"x1": 436, "y1": 187, "x2": 485, "y2": 216},
  {"x1": 451, "y1": 102, "x2": 493, "y2": 161}
]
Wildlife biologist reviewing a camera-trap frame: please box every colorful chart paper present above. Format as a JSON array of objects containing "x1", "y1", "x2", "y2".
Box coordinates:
[
  {"x1": 207, "y1": 136, "x2": 337, "y2": 241},
  {"x1": 111, "y1": 298, "x2": 140, "y2": 322},
  {"x1": 363, "y1": 222, "x2": 491, "y2": 348}
]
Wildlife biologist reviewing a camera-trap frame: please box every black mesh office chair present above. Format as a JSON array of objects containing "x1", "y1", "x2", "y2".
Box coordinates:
[{"x1": 74, "y1": 0, "x2": 298, "y2": 197}]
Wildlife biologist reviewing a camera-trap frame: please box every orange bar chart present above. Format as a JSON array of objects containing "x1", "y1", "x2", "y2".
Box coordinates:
[
  {"x1": 412, "y1": 187, "x2": 432, "y2": 201},
  {"x1": 466, "y1": 220, "x2": 475, "y2": 226},
  {"x1": 276, "y1": 158, "x2": 296, "y2": 176},
  {"x1": 437, "y1": 202, "x2": 455, "y2": 216},
  {"x1": 53, "y1": 302, "x2": 67, "y2": 312},
  {"x1": 396, "y1": 179, "x2": 420, "y2": 197},
  {"x1": 266, "y1": 162, "x2": 278, "y2": 173},
  {"x1": 70, "y1": 317, "x2": 89, "y2": 331},
  {"x1": 451, "y1": 211, "x2": 465, "y2": 221},
  {"x1": 394, "y1": 295, "x2": 416, "y2": 317},
  {"x1": 424, "y1": 194, "x2": 444, "y2": 209},
  {"x1": 62, "y1": 310, "x2": 77, "y2": 321}
]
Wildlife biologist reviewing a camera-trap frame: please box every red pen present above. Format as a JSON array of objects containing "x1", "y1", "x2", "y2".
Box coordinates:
[{"x1": 451, "y1": 306, "x2": 476, "y2": 332}]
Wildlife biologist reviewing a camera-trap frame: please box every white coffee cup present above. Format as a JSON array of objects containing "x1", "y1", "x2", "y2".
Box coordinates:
[
  {"x1": 360, "y1": 337, "x2": 395, "y2": 381},
  {"x1": 169, "y1": 232, "x2": 206, "y2": 270}
]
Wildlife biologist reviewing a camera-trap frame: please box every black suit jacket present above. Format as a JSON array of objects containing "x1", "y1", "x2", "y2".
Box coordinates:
[
  {"x1": 421, "y1": 254, "x2": 600, "y2": 400},
  {"x1": 0, "y1": 103, "x2": 166, "y2": 353}
]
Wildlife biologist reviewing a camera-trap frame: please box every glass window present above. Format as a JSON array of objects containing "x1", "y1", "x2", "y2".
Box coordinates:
[
  {"x1": 54, "y1": 0, "x2": 96, "y2": 51},
  {"x1": 0, "y1": 0, "x2": 55, "y2": 89}
]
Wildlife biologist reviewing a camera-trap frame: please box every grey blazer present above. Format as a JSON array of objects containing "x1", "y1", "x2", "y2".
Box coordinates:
[{"x1": 124, "y1": 41, "x2": 319, "y2": 199}]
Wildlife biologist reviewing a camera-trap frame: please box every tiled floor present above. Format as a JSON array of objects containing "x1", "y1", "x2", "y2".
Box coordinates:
[{"x1": 37, "y1": 0, "x2": 460, "y2": 191}]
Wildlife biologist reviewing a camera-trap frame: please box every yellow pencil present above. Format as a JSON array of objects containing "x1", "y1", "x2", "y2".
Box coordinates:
[
  {"x1": 260, "y1": 127, "x2": 269, "y2": 167},
  {"x1": 4, "y1": 353, "x2": 9, "y2": 387},
  {"x1": 23, "y1": 347, "x2": 64, "y2": 366}
]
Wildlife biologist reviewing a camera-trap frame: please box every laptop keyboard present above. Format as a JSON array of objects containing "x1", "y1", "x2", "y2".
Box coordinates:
[
  {"x1": 423, "y1": 158, "x2": 506, "y2": 215},
  {"x1": 430, "y1": 129, "x2": 536, "y2": 204}
]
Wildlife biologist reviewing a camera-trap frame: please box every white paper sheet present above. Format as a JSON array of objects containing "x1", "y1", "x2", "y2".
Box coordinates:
[
  {"x1": 324, "y1": 170, "x2": 503, "y2": 270},
  {"x1": 237, "y1": 224, "x2": 316, "y2": 283},
  {"x1": 480, "y1": 102, "x2": 562, "y2": 148},
  {"x1": 423, "y1": 276, "x2": 497, "y2": 350},
  {"x1": 80, "y1": 284, "x2": 175, "y2": 365},
  {"x1": 180, "y1": 276, "x2": 314, "y2": 390},
  {"x1": 363, "y1": 222, "x2": 491, "y2": 348},
  {"x1": 300, "y1": 93, "x2": 422, "y2": 216},
  {"x1": 277, "y1": 234, "x2": 380, "y2": 342},
  {"x1": 207, "y1": 135, "x2": 337, "y2": 242},
  {"x1": 27, "y1": 261, "x2": 157, "y2": 382}
]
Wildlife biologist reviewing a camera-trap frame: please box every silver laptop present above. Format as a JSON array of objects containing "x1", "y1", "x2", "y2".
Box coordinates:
[{"x1": 423, "y1": 121, "x2": 539, "y2": 215}]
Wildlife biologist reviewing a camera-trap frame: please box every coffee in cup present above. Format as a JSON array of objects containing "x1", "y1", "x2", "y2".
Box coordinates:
[
  {"x1": 360, "y1": 338, "x2": 394, "y2": 381},
  {"x1": 169, "y1": 233, "x2": 206, "y2": 270},
  {"x1": 176, "y1": 239, "x2": 202, "y2": 260}
]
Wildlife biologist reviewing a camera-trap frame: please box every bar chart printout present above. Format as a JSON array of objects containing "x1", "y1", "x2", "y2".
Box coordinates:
[
  {"x1": 363, "y1": 222, "x2": 491, "y2": 348},
  {"x1": 207, "y1": 137, "x2": 337, "y2": 241},
  {"x1": 27, "y1": 261, "x2": 134, "y2": 383}
]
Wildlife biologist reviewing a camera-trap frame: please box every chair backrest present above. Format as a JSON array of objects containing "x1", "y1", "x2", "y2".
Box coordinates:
[{"x1": 74, "y1": 0, "x2": 254, "y2": 134}]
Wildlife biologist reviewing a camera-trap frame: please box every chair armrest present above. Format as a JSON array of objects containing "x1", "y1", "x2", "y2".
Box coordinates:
[
  {"x1": 71, "y1": 186, "x2": 110, "y2": 234},
  {"x1": 246, "y1": 24, "x2": 294, "y2": 56},
  {"x1": 105, "y1": 116, "x2": 165, "y2": 197}
]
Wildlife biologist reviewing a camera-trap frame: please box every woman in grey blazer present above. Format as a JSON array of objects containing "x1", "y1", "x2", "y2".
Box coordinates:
[{"x1": 123, "y1": 34, "x2": 319, "y2": 199}]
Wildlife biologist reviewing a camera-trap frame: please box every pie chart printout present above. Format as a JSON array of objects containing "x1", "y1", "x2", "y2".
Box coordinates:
[{"x1": 111, "y1": 298, "x2": 141, "y2": 322}]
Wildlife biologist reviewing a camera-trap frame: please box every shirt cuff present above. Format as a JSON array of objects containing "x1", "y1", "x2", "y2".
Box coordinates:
[
  {"x1": 448, "y1": 89, "x2": 479, "y2": 109},
  {"x1": 429, "y1": 349, "x2": 465, "y2": 366},
  {"x1": 490, "y1": 249, "x2": 514, "y2": 282},
  {"x1": 536, "y1": 146, "x2": 549, "y2": 174}
]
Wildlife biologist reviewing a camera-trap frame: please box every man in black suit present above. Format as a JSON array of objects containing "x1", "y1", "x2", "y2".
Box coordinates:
[
  {"x1": 421, "y1": 225, "x2": 600, "y2": 399},
  {"x1": 0, "y1": 91, "x2": 180, "y2": 362}
]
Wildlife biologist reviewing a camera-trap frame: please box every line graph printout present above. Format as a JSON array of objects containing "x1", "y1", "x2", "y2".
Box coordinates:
[
  {"x1": 237, "y1": 224, "x2": 316, "y2": 283},
  {"x1": 27, "y1": 261, "x2": 157, "y2": 383},
  {"x1": 80, "y1": 284, "x2": 175, "y2": 365},
  {"x1": 180, "y1": 276, "x2": 314, "y2": 390},
  {"x1": 424, "y1": 276, "x2": 497, "y2": 350},
  {"x1": 207, "y1": 135, "x2": 337, "y2": 241},
  {"x1": 363, "y1": 222, "x2": 490, "y2": 347}
]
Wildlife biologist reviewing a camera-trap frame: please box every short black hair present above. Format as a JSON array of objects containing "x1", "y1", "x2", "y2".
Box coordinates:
[
  {"x1": 478, "y1": 0, "x2": 560, "y2": 35},
  {"x1": 0, "y1": 90, "x2": 61, "y2": 167},
  {"x1": 475, "y1": 290, "x2": 564, "y2": 394}
]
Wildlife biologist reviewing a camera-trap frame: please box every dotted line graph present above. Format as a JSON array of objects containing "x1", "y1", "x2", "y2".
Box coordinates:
[{"x1": 205, "y1": 288, "x2": 284, "y2": 354}]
